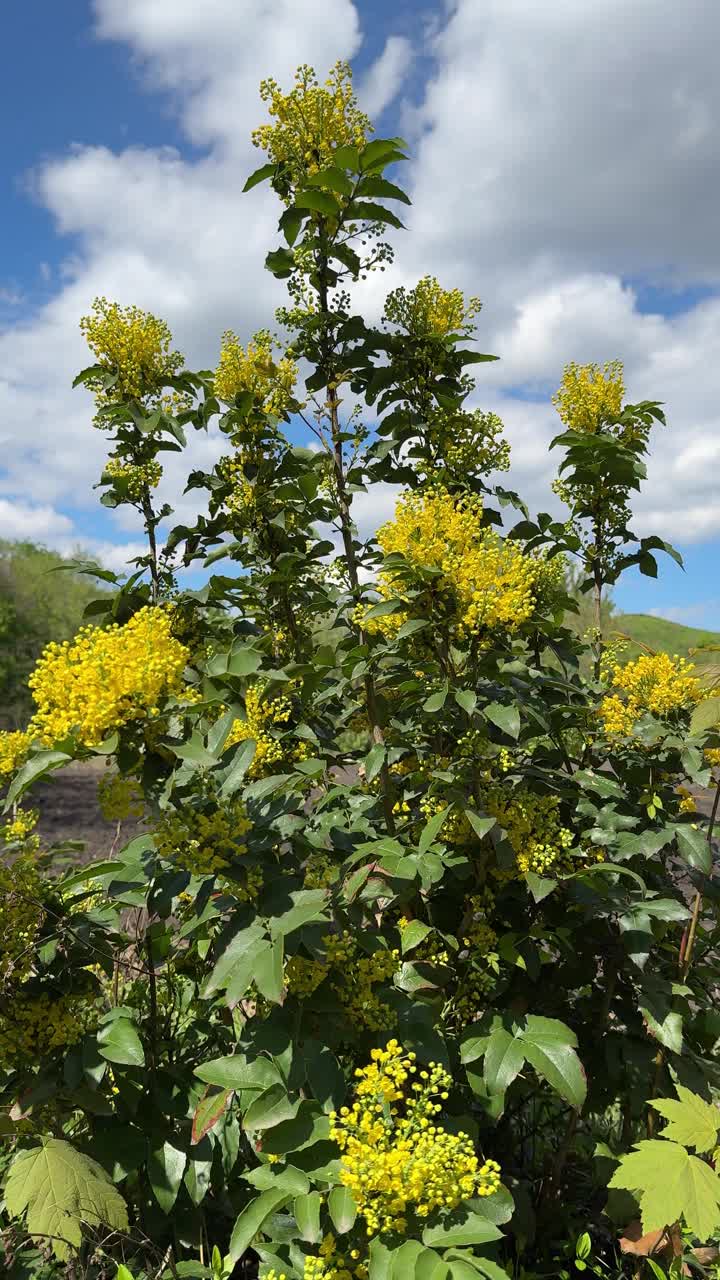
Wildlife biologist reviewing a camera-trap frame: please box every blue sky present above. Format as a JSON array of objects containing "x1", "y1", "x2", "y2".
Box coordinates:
[{"x1": 2, "y1": 0, "x2": 719, "y2": 626}]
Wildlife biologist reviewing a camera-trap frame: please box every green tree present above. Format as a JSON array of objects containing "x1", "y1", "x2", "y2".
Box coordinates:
[{"x1": 0, "y1": 541, "x2": 105, "y2": 728}]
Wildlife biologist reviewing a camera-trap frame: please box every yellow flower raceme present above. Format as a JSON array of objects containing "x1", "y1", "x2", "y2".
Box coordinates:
[
  {"x1": 323, "y1": 931, "x2": 399, "y2": 1032},
  {"x1": 1, "y1": 808, "x2": 40, "y2": 848},
  {"x1": 28, "y1": 606, "x2": 190, "y2": 747},
  {"x1": 0, "y1": 992, "x2": 95, "y2": 1067},
  {"x1": 0, "y1": 856, "x2": 48, "y2": 989},
  {"x1": 252, "y1": 61, "x2": 372, "y2": 188},
  {"x1": 154, "y1": 797, "x2": 254, "y2": 890},
  {"x1": 383, "y1": 276, "x2": 481, "y2": 340},
  {"x1": 552, "y1": 360, "x2": 625, "y2": 434},
  {"x1": 224, "y1": 684, "x2": 309, "y2": 779},
  {"x1": 485, "y1": 786, "x2": 575, "y2": 876},
  {"x1": 599, "y1": 653, "x2": 703, "y2": 739},
  {"x1": 330, "y1": 1041, "x2": 500, "y2": 1236},
  {"x1": 80, "y1": 297, "x2": 184, "y2": 406},
  {"x1": 285, "y1": 955, "x2": 328, "y2": 1000},
  {"x1": 215, "y1": 329, "x2": 298, "y2": 416},
  {"x1": 421, "y1": 407, "x2": 511, "y2": 479},
  {"x1": 304, "y1": 1237, "x2": 367, "y2": 1280},
  {"x1": 706, "y1": 747, "x2": 720, "y2": 770},
  {"x1": 105, "y1": 457, "x2": 163, "y2": 499},
  {"x1": 98, "y1": 771, "x2": 145, "y2": 822},
  {"x1": 0, "y1": 729, "x2": 31, "y2": 777},
  {"x1": 364, "y1": 487, "x2": 539, "y2": 641}
]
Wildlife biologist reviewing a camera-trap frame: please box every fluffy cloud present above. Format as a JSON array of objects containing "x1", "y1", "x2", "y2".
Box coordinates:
[{"x1": 2, "y1": 0, "x2": 720, "y2": 576}]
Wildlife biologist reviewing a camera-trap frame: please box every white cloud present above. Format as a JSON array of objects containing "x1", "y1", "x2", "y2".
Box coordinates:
[
  {"x1": 359, "y1": 36, "x2": 414, "y2": 118},
  {"x1": 2, "y1": 0, "x2": 720, "y2": 571}
]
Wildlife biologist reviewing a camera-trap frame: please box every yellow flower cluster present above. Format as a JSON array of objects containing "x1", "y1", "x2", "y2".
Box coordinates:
[
  {"x1": 27, "y1": 606, "x2": 190, "y2": 747},
  {"x1": 418, "y1": 794, "x2": 474, "y2": 846},
  {"x1": 304, "y1": 1236, "x2": 367, "y2": 1280},
  {"x1": 676, "y1": 786, "x2": 697, "y2": 815},
  {"x1": 303, "y1": 851, "x2": 337, "y2": 889},
  {"x1": 105, "y1": 456, "x2": 163, "y2": 499},
  {"x1": 217, "y1": 454, "x2": 256, "y2": 524},
  {"x1": 383, "y1": 276, "x2": 482, "y2": 339},
  {"x1": 485, "y1": 787, "x2": 574, "y2": 876},
  {"x1": 330, "y1": 1041, "x2": 501, "y2": 1236},
  {"x1": 0, "y1": 856, "x2": 47, "y2": 989},
  {"x1": 552, "y1": 360, "x2": 625, "y2": 434},
  {"x1": 0, "y1": 729, "x2": 31, "y2": 777},
  {"x1": 365, "y1": 487, "x2": 538, "y2": 642},
  {"x1": 80, "y1": 297, "x2": 184, "y2": 405},
  {"x1": 706, "y1": 747, "x2": 720, "y2": 770},
  {"x1": 324, "y1": 932, "x2": 399, "y2": 1032},
  {"x1": 214, "y1": 329, "x2": 298, "y2": 416},
  {"x1": 154, "y1": 797, "x2": 254, "y2": 892},
  {"x1": 422, "y1": 408, "x2": 510, "y2": 479},
  {"x1": 285, "y1": 954, "x2": 328, "y2": 999},
  {"x1": 599, "y1": 653, "x2": 703, "y2": 738},
  {"x1": 0, "y1": 992, "x2": 94, "y2": 1067},
  {"x1": 98, "y1": 771, "x2": 145, "y2": 822},
  {"x1": 225, "y1": 685, "x2": 308, "y2": 780},
  {"x1": 252, "y1": 61, "x2": 372, "y2": 187},
  {"x1": 1, "y1": 807, "x2": 39, "y2": 846}
]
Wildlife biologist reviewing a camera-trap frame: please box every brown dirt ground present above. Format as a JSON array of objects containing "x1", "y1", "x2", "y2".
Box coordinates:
[{"x1": 35, "y1": 759, "x2": 145, "y2": 865}]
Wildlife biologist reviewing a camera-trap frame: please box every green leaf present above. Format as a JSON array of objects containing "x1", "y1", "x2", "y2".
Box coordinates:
[
  {"x1": 356, "y1": 174, "x2": 411, "y2": 204},
  {"x1": 97, "y1": 1016, "x2": 145, "y2": 1067},
  {"x1": 227, "y1": 645, "x2": 263, "y2": 677},
  {"x1": 419, "y1": 804, "x2": 452, "y2": 854},
  {"x1": 202, "y1": 925, "x2": 267, "y2": 998},
  {"x1": 148, "y1": 1140, "x2": 187, "y2": 1213},
  {"x1": 400, "y1": 920, "x2": 433, "y2": 955},
  {"x1": 225, "y1": 1188, "x2": 292, "y2": 1266},
  {"x1": 483, "y1": 1028, "x2": 525, "y2": 1097},
  {"x1": 243, "y1": 162, "x2": 276, "y2": 192},
  {"x1": 653, "y1": 1086, "x2": 720, "y2": 1153},
  {"x1": 306, "y1": 166, "x2": 354, "y2": 196},
  {"x1": 691, "y1": 696, "x2": 720, "y2": 734},
  {"x1": 294, "y1": 1188, "x2": 323, "y2": 1243},
  {"x1": 306, "y1": 1046, "x2": 346, "y2": 1112},
  {"x1": 270, "y1": 889, "x2": 329, "y2": 938},
  {"x1": 455, "y1": 690, "x2": 477, "y2": 716},
  {"x1": 516, "y1": 1016, "x2": 587, "y2": 1108},
  {"x1": 220, "y1": 738, "x2": 257, "y2": 796},
  {"x1": 675, "y1": 823, "x2": 712, "y2": 874},
  {"x1": 359, "y1": 138, "x2": 408, "y2": 170},
  {"x1": 423, "y1": 686, "x2": 448, "y2": 713},
  {"x1": 194, "y1": 1055, "x2": 281, "y2": 1092},
  {"x1": 464, "y1": 810, "x2": 496, "y2": 841},
  {"x1": 5, "y1": 1138, "x2": 128, "y2": 1261},
  {"x1": 242, "y1": 1083, "x2": 298, "y2": 1131},
  {"x1": 328, "y1": 1185, "x2": 357, "y2": 1234},
  {"x1": 422, "y1": 1210, "x2": 503, "y2": 1248},
  {"x1": 254, "y1": 935, "x2": 284, "y2": 1003},
  {"x1": 364, "y1": 743, "x2": 387, "y2": 782},
  {"x1": 5, "y1": 749, "x2": 72, "y2": 809},
  {"x1": 295, "y1": 188, "x2": 341, "y2": 216},
  {"x1": 609, "y1": 1139, "x2": 720, "y2": 1239},
  {"x1": 348, "y1": 200, "x2": 405, "y2": 228},
  {"x1": 192, "y1": 1087, "x2": 233, "y2": 1145},
  {"x1": 484, "y1": 703, "x2": 521, "y2": 740}
]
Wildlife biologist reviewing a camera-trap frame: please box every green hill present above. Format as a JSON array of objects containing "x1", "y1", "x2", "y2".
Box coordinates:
[{"x1": 611, "y1": 613, "x2": 720, "y2": 665}]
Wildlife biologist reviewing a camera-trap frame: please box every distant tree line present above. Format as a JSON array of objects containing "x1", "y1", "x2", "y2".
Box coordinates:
[{"x1": 0, "y1": 541, "x2": 102, "y2": 728}]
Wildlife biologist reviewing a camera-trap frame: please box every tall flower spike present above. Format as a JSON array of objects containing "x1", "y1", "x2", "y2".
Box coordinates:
[
  {"x1": 80, "y1": 298, "x2": 184, "y2": 407},
  {"x1": 552, "y1": 360, "x2": 625, "y2": 434},
  {"x1": 251, "y1": 61, "x2": 372, "y2": 189}
]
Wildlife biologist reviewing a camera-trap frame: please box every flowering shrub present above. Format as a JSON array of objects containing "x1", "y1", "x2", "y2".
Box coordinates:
[{"x1": 2, "y1": 58, "x2": 720, "y2": 1280}]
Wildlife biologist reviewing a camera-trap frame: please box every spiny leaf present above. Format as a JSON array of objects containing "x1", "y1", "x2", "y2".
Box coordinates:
[{"x1": 5, "y1": 1139, "x2": 128, "y2": 1261}]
